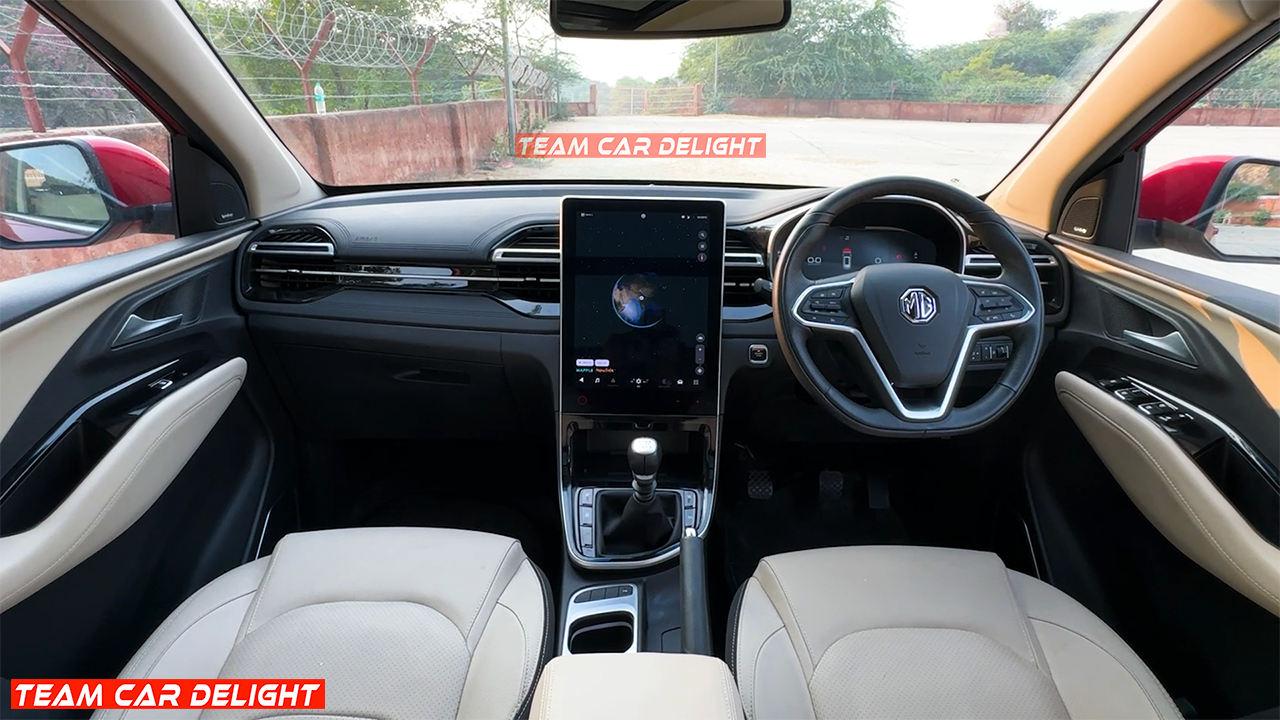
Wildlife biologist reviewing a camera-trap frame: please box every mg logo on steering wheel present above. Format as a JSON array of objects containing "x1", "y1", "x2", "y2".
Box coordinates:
[{"x1": 899, "y1": 287, "x2": 938, "y2": 324}]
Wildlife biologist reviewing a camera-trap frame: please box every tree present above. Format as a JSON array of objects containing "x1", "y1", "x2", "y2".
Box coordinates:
[
  {"x1": 995, "y1": 1, "x2": 1057, "y2": 34},
  {"x1": 677, "y1": 0, "x2": 917, "y2": 100}
]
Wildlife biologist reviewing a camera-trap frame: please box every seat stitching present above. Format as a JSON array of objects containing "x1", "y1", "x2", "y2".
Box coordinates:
[
  {"x1": 1061, "y1": 388, "x2": 1279, "y2": 605},
  {"x1": 467, "y1": 540, "x2": 521, "y2": 640},
  {"x1": 136, "y1": 589, "x2": 257, "y2": 679},
  {"x1": 494, "y1": 599, "x2": 532, "y2": 716},
  {"x1": 1001, "y1": 566, "x2": 1041, "y2": 671},
  {"x1": 759, "y1": 559, "x2": 814, "y2": 667},
  {"x1": 245, "y1": 542, "x2": 286, "y2": 636},
  {"x1": 540, "y1": 660, "x2": 556, "y2": 720},
  {"x1": 749, "y1": 626, "x2": 786, "y2": 720},
  {"x1": 1029, "y1": 616, "x2": 1178, "y2": 720},
  {"x1": 1, "y1": 377, "x2": 241, "y2": 606},
  {"x1": 121, "y1": 567, "x2": 259, "y2": 679},
  {"x1": 719, "y1": 663, "x2": 734, "y2": 720}
]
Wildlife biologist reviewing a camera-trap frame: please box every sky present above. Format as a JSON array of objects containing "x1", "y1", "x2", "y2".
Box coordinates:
[{"x1": 556, "y1": 0, "x2": 1155, "y2": 85}]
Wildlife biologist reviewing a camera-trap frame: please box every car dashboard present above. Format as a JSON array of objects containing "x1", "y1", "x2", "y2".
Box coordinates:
[{"x1": 236, "y1": 182, "x2": 1067, "y2": 443}]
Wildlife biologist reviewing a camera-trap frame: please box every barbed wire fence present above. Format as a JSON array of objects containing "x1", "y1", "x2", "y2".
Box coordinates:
[
  {"x1": 5, "y1": 0, "x2": 1277, "y2": 132},
  {"x1": 2, "y1": 0, "x2": 552, "y2": 131}
]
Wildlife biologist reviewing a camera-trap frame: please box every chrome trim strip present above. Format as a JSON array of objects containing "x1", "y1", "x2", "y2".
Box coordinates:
[
  {"x1": 964, "y1": 253, "x2": 1058, "y2": 269},
  {"x1": 248, "y1": 241, "x2": 335, "y2": 256},
  {"x1": 493, "y1": 247, "x2": 560, "y2": 263},
  {"x1": 1126, "y1": 377, "x2": 1278, "y2": 488},
  {"x1": 790, "y1": 276, "x2": 1035, "y2": 421},
  {"x1": 725, "y1": 252, "x2": 765, "y2": 267}
]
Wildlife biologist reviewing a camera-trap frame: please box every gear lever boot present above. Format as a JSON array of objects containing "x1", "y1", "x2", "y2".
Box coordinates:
[{"x1": 597, "y1": 437, "x2": 680, "y2": 556}]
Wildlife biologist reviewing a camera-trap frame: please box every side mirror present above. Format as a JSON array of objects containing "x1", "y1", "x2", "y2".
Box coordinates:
[
  {"x1": 551, "y1": 0, "x2": 790, "y2": 38},
  {"x1": 0, "y1": 137, "x2": 174, "y2": 249},
  {"x1": 1137, "y1": 156, "x2": 1279, "y2": 264}
]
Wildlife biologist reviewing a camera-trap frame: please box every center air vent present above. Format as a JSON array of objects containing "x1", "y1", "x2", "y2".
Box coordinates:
[
  {"x1": 723, "y1": 230, "x2": 769, "y2": 308},
  {"x1": 964, "y1": 239, "x2": 1065, "y2": 315}
]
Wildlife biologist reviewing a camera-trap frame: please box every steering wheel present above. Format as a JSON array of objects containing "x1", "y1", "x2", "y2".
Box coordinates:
[{"x1": 773, "y1": 177, "x2": 1044, "y2": 438}]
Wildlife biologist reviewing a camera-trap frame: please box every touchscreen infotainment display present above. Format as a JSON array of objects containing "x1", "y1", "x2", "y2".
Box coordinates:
[{"x1": 561, "y1": 197, "x2": 725, "y2": 416}]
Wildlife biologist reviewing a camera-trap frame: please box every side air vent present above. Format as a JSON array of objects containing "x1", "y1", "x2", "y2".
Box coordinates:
[
  {"x1": 245, "y1": 225, "x2": 339, "y2": 301},
  {"x1": 723, "y1": 230, "x2": 768, "y2": 308},
  {"x1": 493, "y1": 225, "x2": 559, "y2": 263},
  {"x1": 964, "y1": 240, "x2": 1065, "y2": 315}
]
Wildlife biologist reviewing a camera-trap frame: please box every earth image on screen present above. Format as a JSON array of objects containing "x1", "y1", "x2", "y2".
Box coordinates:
[{"x1": 612, "y1": 273, "x2": 663, "y2": 328}]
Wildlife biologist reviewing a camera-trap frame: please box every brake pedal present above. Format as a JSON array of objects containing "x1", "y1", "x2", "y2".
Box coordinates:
[
  {"x1": 867, "y1": 474, "x2": 891, "y2": 511},
  {"x1": 818, "y1": 470, "x2": 844, "y2": 503},
  {"x1": 746, "y1": 469, "x2": 773, "y2": 500}
]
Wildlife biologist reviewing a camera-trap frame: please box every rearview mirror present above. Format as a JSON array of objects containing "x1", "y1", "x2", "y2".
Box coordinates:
[
  {"x1": 0, "y1": 137, "x2": 174, "y2": 249},
  {"x1": 551, "y1": 0, "x2": 790, "y2": 39}
]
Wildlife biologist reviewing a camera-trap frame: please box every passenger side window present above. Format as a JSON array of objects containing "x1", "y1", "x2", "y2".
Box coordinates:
[
  {"x1": 0, "y1": 0, "x2": 175, "y2": 281},
  {"x1": 1133, "y1": 39, "x2": 1279, "y2": 296}
]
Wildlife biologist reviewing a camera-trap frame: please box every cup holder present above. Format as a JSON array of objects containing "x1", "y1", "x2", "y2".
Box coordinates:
[
  {"x1": 568, "y1": 612, "x2": 634, "y2": 654},
  {"x1": 562, "y1": 583, "x2": 640, "y2": 655}
]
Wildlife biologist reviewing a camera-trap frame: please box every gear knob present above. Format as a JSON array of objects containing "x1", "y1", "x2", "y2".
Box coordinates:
[{"x1": 628, "y1": 437, "x2": 662, "y2": 502}]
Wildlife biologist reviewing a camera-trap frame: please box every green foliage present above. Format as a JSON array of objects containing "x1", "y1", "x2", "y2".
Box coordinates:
[
  {"x1": 1227, "y1": 180, "x2": 1262, "y2": 205},
  {"x1": 995, "y1": 1, "x2": 1057, "y2": 33},
  {"x1": 677, "y1": 0, "x2": 915, "y2": 100},
  {"x1": 1251, "y1": 208, "x2": 1273, "y2": 227}
]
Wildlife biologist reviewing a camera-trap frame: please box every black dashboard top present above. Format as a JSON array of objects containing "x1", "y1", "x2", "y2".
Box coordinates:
[{"x1": 266, "y1": 183, "x2": 830, "y2": 264}]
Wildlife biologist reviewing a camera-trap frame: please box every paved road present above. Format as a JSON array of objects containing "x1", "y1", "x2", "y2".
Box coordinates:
[{"x1": 468, "y1": 114, "x2": 1276, "y2": 193}]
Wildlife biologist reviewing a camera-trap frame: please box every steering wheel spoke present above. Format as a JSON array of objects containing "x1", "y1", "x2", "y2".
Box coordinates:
[
  {"x1": 962, "y1": 276, "x2": 1037, "y2": 336},
  {"x1": 791, "y1": 278, "x2": 860, "y2": 336}
]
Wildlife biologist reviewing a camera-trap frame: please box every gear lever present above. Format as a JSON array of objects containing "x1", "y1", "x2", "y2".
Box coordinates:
[
  {"x1": 627, "y1": 437, "x2": 662, "y2": 502},
  {"x1": 597, "y1": 436, "x2": 678, "y2": 557}
]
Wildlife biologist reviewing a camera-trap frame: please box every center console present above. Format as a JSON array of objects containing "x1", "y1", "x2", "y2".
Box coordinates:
[{"x1": 558, "y1": 196, "x2": 726, "y2": 572}]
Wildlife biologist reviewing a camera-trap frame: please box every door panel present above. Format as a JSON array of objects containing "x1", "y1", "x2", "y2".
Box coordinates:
[
  {"x1": 1056, "y1": 371, "x2": 1279, "y2": 614},
  {"x1": 0, "y1": 233, "x2": 244, "y2": 440},
  {"x1": 1031, "y1": 240, "x2": 1279, "y2": 717},
  {"x1": 0, "y1": 356, "x2": 245, "y2": 611},
  {"x1": 0, "y1": 233, "x2": 296, "y2": 683}
]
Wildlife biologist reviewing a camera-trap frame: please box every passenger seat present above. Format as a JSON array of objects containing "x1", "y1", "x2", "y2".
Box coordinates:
[{"x1": 94, "y1": 527, "x2": 553, "y2": 720}]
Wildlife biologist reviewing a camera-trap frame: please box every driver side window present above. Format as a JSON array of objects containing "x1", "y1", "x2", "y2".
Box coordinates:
[{"x1": 1132, "y1": 39, "x2": 1279, "y2": 296}]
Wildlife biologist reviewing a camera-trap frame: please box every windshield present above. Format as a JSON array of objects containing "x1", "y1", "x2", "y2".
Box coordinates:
[{"x1": 182, "y1": 0, "x2": 1155, "y2": 192}]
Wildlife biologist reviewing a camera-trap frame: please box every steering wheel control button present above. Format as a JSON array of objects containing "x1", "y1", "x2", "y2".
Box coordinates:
[{"x1": 749, "y1": 344, "x2": 769, "y2": 366}]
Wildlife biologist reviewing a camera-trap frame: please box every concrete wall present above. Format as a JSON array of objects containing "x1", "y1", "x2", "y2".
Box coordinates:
[
  {"x1": 727, "y1": 97, "x2": 1277, "y2": 126},
  {"x1": 4, "y1": 98, "x2": 548, "y2": 186}
]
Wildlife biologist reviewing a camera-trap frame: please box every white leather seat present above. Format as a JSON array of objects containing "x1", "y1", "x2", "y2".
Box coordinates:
[
  {"x1": 95, "y1": 527, "x2": 552, "y2": 720},
  {"x1": 728, "y1": 545, "x2": 1181, "y2": 720}
]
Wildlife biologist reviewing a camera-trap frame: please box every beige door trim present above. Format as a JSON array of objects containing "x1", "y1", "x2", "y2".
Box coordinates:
[
  {"x1": 0, "y1": 357, "x2": 247, "y2": 612},
  {"x1": 1056, "y1": 371, "x2": 1280, "y2": 616}
]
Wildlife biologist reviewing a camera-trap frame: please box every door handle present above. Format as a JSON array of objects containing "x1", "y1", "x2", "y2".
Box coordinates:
[
  {"x1": 113, "y1": 313, "x2": 182, "y2": 347},
  {"x1": 1122, "y1": 329, "x2": 1194, "y2": 364}
]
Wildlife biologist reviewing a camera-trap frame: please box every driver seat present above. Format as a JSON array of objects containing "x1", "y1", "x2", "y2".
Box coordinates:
[{"x1": 728, "y1": 545, "x2": 1181, "y2": 720}]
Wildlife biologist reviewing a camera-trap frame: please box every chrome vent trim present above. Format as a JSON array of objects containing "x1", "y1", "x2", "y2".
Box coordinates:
[
  {"x1": 963, "y1": 254, "x2": 1059, "y2": 270},
  {"x1": 248, "y1": 225, "x2": 336, "y2": 257},
  {"x1": 493, "y1": 224, "x2": 560, "y2": 263}
]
